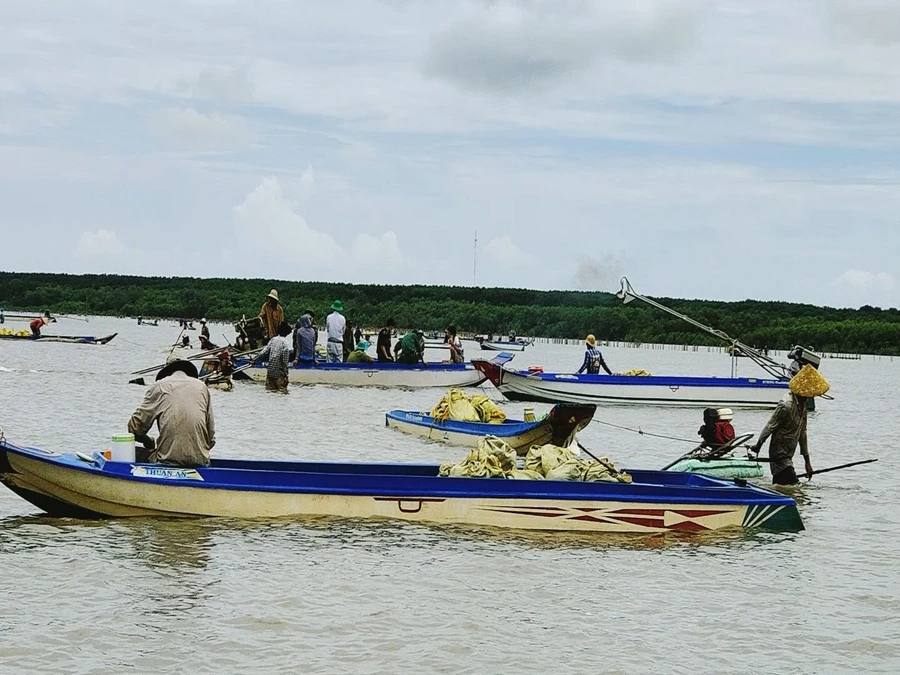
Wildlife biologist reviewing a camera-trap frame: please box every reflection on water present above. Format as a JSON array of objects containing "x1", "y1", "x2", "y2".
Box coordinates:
[{"x1": 1, "y1": 317, "x2": 899, "y2": 673}]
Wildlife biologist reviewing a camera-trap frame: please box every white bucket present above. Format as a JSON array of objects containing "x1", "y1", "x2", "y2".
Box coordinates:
[{"x1": 110, "y1": 433, "x2": 136, "y2": 462}]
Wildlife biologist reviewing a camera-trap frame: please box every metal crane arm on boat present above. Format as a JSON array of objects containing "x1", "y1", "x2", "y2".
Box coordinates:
[{"x1": 616, "y1": 277, "x2": 791, "y2": 380}]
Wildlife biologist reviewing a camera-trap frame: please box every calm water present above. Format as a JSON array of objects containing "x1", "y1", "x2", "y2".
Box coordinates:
[{"x1": 1, "y1": 318, "x2": 898, "y2": 674}]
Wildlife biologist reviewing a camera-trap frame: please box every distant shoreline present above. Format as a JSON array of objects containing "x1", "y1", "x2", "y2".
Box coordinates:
[{"x1": 2, "y1": 271, "x2": 899, "y2": 355}]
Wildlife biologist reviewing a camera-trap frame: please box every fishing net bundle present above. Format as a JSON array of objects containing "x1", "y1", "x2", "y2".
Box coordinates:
[
  {"x1": 430, "y1": 389, "x2": 507, "y2": 424},
  {"x1": 439, "y1": 437, "x2": 632, "y2": 483}
]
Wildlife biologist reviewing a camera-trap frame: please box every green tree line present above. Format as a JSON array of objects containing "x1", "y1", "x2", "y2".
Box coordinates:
[{"x1": 2, "y1": 272, "x2": 899, "y2": 355}]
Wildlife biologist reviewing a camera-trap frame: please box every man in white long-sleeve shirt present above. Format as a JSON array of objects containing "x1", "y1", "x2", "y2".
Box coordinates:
[{"x1": 325, "y1": 300, "x2": 346, "y2": 363}]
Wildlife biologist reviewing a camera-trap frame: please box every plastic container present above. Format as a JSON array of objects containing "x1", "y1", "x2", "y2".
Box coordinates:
[
  {"x1": 523, "y1": 408, "x2": 536, "y2": 423},
  {"x1": 110, "y1": 433, "x2": 136, "y2": 462}
]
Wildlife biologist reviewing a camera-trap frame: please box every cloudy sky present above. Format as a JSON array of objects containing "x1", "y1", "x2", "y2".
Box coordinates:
[{"x1": 1, "y1": 0, "x2": 899, "y2": 308}]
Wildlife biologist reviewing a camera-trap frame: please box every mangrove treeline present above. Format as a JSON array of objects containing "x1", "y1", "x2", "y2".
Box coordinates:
[{"x1": 2, "y1": 272, "x2": 899, "y2": 355}]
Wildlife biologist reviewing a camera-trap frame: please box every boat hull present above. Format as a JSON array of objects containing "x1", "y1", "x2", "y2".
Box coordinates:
[
  {"x1": 480, "y1": 341, "x2": 526, "y2": 352},
  {"x1": 473, "y1": 361, "x2": 788, "y2": 409},
  {"x1": 0, "y1": 440, "x2": 802, "y2": 533},
  {"x1": 0, "y1": 333, "x2": 117, "y2": 345},
  {"x1": 385, "y1": 403, "x2": 596, "y2": 454},
  {"x1": 237, "y1": 360, "x2": 486, "y2": 388}
]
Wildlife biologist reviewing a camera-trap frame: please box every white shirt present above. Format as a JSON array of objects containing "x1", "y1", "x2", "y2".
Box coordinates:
[{"x1": 326, "y1": 311, "x2": 346, "y2": 341}]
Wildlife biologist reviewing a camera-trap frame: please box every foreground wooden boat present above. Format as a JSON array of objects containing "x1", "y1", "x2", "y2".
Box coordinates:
[
  {"x1": 235, "y1": 353, "x2": 514, "y2": 389},
  {"x1": 0, "y1": 438, "x2": 802, "y2": 532},
  {"x1": 0, "y1": 332, "x2": 117, "y2": 345},
  {"x1": 473, "y1": 360, "x2": 788, "y2": 409},
  {"x1": 385, "y1": 403, "x2": 596, "y2": 454}
]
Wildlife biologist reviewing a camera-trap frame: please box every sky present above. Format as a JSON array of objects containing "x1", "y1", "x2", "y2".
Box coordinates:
[{"x1": 1, "y1": 0, "x2": 899, "y2": 309}]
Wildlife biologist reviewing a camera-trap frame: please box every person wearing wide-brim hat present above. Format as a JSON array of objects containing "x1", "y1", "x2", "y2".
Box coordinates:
[
  {"x1": 577, "y1": 334, "x2": 612, "y2": 375},
  {"x1": 127, "y1": 354, "x2": 215, "y2": 467},
  {"x1": 325, "y1": 300, "x2": 346, "y2": 363},
  {"x1": 750, "y1": 364, "x2": 830, "y2": 485},
  {"x1": 258, "y1": 288, "x2": 284, "y2": 342}
]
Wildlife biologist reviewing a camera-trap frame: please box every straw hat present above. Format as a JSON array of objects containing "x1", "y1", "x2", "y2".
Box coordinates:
[
  {"x1": 267, "y1": 289, "x2": 279, "y2": 301},
  {"x1": 330, "y1": 300, "x2": 344, "y2": 312},
  {"x1": 585, "y1": 334, "x2": 597, "y2": 347},
  {"x1": 156, "y1": 354, "x2": 199, "y2": 381},
  {"x1": 789, "y1": 364, "x2": 830, "y2": 398}
]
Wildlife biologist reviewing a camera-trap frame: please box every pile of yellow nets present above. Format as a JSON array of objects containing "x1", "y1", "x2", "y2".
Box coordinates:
[
  {"x1": 431, "y1": 389, "x2": 506, "y2": 424},
  {"x1": 438, "y1": 436, "x2": 632, "y2": 483},
  {"x1": 621, "y1": 369, "x2": 651, "y2": 376},
  {"x1": 0, "y1": 328, "x2": 30, "y2": 337}
]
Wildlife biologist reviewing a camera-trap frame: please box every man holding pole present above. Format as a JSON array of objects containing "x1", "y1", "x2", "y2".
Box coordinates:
[{"x1": 749, "y1": 365, "x2": 829, "y2": 485}]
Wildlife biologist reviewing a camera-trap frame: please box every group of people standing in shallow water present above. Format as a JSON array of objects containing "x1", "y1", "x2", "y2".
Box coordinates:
[{"x1": 248, "y1": 289, "x2": 466, "y2": 393}]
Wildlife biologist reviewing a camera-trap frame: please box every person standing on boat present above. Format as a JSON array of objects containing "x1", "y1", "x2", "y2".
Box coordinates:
[
  {"x1": 198, "y1": 318, "x2": 216, "y2": 350},
  {"x1": 577, "y1": 334, "x2": 613, "y2": 375},
  {"x1": 376, "y1": 318, "x2": 396, "y2": 362},
  {"x1": 446, "y1": 325, "x2": 465, "y2": 364},
  {"x1": 342, "y1": 320, "x2": 355, "y2": 362},
  {"x1": 325, "y1": 300, "x2": 346, "y2": 363},
  {"x1": 294, "y1": 310, "x2": 317, "y2": 365},
  {"x1": 258, "y1": 289, "x2": 284, "y2": 341},
  {"x1": 29, "y1": 312, "x2": 51, "y2": 338},
  {"x1": 128, "y1": 356, "x2": 215, "y2": 467},
  {"x1": 395, "y1": 329, "x2": 427, "y2": 365},
  {"x1": 749, "y1": 365, "x2": 830, "y2": 485},
  {"x1": 251, "y1": 321, "x2": 294, "y2": 393}
]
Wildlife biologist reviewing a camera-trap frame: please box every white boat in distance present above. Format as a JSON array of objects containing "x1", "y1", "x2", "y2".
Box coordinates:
[
  {"x1": 236, "y1": 353, "x2": 514, "y2": 389},
  {"x1": 472, "y1": 361, "x2": 788, "y2": 409}
]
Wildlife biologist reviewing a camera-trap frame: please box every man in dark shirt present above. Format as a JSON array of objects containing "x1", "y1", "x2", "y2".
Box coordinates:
[{"x1": 377, "y1": 318, "x2": 396, "y2": 362}]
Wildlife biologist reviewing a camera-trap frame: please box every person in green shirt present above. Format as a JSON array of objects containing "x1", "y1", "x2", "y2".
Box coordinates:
[
  {"x1": 346, "y1": 341, "x2": 374, "y2": 363},
  {"x1": 395, "y1": 330, "x2": 426, "y2": 365}
]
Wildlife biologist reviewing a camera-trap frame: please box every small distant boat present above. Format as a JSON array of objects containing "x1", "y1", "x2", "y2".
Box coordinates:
[
  {"x1": 234, "y1": 353, "x2": 515, "y2": 389},
  {"x1": 0, "y1": 332, "x2": 117, "y2": 345},
  {"x1": 385, "y1": 403, "x2": 596, "y2": 454},
  {"x1": 0, "y1": 437, "x2": 803, "y2": 532},
  {"x1": 473, "y1": 360, "x2": 788, "y2": 409}
]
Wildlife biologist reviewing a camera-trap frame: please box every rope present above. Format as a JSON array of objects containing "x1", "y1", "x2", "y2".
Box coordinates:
[{"x1": 592, "y1": 418, "x2": 698, "y2": 444}]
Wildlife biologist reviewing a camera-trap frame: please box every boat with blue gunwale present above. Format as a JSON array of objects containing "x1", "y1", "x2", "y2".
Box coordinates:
[
  {"x1": 235, "y1": 352, "x2": 514, "y2": 389},
  {"x1": 0, "y1": 332, "x2": 117, "y2": 345},
  {"x1": 473, "y1": 360, "x2": 788, "y2": 409},
  {"x1": 385, "y1": 403, "x2": 596, "y2": 454},
  {"x1": 0, "y1": 436, "x2": 802, "y2": 532}
]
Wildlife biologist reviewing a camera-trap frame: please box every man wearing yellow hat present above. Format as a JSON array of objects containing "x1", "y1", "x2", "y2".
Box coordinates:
[
  {"x1": 750, "y1": 364, "x2": 830, "y2": 484},
  {"x1": 577, "y1": 334, "x2": 613, "y2": 375},
  {"x1": 258, "y1": 289, "x2": 284, "y2": 341}
]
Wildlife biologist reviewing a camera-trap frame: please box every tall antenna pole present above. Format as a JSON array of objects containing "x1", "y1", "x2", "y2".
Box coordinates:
[{"x1": 473, "y1": 230, "x2": 478, "y2": 286}]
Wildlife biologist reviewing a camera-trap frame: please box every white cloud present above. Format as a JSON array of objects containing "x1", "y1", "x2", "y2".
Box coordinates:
[
  {"x1": 483, "y1": 235, "x2": 537, "y2": 265},
  {"x1": 351, "y1": 231, "x2": 403, "y2": 265},
  {"x1": 149, "y1": 107, "x2": 254, "y2": 151},
  {"x1": 299, "y1": 163, "x2": 315, "y2": 194},
  {"x1": 232, "y1": 177, "x2": 343, "y2": 263},
  {"x1": 74, "y1": 230, "x2": 127, "y2": 258},
  {"x1": 832, "y1": 270, "x2": 895, "y2": 294}
]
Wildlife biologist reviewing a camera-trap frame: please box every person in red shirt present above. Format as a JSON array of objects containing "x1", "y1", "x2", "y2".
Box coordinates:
[{"x1": 29, "y1": 312, "x2": 51, "y2": 338}]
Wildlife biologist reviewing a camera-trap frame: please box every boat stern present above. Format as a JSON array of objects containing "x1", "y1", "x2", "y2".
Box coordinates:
[
  {"x1": 547, "y1": 403, "x2": 597, "y2": 446},
  {"x1": 472, "y1": 360, "x2": 503, "y2": 387}
]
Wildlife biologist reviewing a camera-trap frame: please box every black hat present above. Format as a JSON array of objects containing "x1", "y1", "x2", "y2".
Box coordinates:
[{"x1": 156, "y1": 356, "x2": 199, "y2": 381}]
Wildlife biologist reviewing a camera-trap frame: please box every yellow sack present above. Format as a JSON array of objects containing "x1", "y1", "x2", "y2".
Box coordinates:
[
  {"x1": 622, "y1": 369, "x2": 651, "y2": 377},
  {"x1": 524, "y1": 444, "x2": 577, "y2": 476},
  {"x1": 509, "y1": 468, "x2": 544, "y2": 480},
  {"x1": 438, "y1": 436, "x2": 517, "y2": 478},
  {"x1": 470, "y1": 394, "x2": 507, "y2": 424},
  {"x1": 583, "y1": 456, "x2": 633, "y2": 483},
  {"x1": 546, "y1": 459, "x2": 585, "y2": 481}
]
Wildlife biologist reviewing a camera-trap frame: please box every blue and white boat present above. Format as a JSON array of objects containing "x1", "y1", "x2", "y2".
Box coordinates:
[
  {"x1": 385, "y1": 403, "x2": 596, "y2": 454},
  {"x1": 236, "y1": 353, "x2": 515, "y2": 389},
  {"x1": 0, "y1": 436, "x2": 803, "y2": 533},
  {"x1": 473, "y1": 360, "x2": 788, "y2": 409},
  {"x1": 0, "y1": 332, "x2": 116, "y2": 345}
]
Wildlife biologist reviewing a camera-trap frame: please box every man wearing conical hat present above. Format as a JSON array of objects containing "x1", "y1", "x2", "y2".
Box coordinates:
[
  {"x1": 750, "y1": 365, "x2": 830, "y2": 485},
  {"x1": 258, "y1": 288, "x2": 284, "y2": 341}
]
